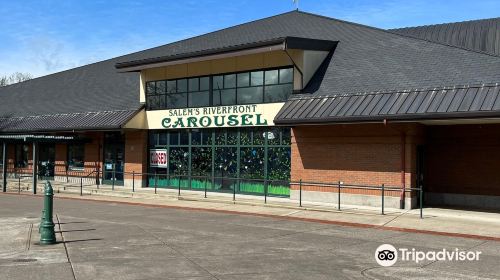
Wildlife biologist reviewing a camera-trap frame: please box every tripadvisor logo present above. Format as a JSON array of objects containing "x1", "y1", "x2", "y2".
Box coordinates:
[{"x1": 375, "y1": 244, "x2": 482, "y2": 267}]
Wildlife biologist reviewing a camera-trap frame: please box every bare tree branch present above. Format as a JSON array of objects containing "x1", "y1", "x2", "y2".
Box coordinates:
[{"x1": 0, "y1": 72, "x2": 33, "y2": 87}]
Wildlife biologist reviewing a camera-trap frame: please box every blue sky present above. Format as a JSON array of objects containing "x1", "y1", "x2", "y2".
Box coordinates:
[{"x1": 1, "y1": 0, "x2": 499, "y2": 77}]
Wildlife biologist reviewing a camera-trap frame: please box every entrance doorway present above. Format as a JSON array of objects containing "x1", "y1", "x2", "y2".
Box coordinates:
[
  {"x1": 103, "y1": 133, "x2": 125, "y2": 186},
  {"x1": 38, "y1": 143, "x2": 55, "y2": 180}
]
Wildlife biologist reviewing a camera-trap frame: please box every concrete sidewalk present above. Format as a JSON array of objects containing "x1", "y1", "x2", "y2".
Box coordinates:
[{"x1": 5, "y1": 182, "x2": 499, "y2": 241}]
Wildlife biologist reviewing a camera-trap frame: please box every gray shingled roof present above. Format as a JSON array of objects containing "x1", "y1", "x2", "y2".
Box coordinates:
[
  {"x1": 118, "y1": 11, "x2": 500, "y2": 97},
  {"x1": 275, "y1": 84, "x2": 500, "y2": 124},
  {"x1": 2, "y1": 11, "x2": 500, "y2": 131},
  {"x1": 0, "y1": 110, "x2": 138, "y2": 133},
  {"x1": 390, "y1": 17, "x2": 500, "y2": 57},
  {"x1": 0, "y1": 58, "x2": 140, "y2": 132}
]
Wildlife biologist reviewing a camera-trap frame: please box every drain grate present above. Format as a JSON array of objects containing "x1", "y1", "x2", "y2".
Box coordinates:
[{"x1": 12, "y1": 258, "x2": 37, "y2": 263}]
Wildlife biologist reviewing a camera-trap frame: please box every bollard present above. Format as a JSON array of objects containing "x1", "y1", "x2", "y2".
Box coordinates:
[
  {"x1": 80, "y1": 177, "x2": 83, "y2": 196},
  {"x1": 40, "y1": 181, "x2": 56, "y2": 245}
]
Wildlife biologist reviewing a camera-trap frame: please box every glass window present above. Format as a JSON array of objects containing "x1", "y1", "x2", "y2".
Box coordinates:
[
  {"x1": 169, "y1": 131, "x2": 179, "y2": 145},
  {"x1": 146, "y1": 66, "x2": 293, "y2": 110},
  {"x1": 213, "y1": 89, "x2": 236, "y2": 106},
  {"x1": 267, "y1": 128, "x2": 281, "y2": 145},
  {"x1": 264, "y1": 84, "x2": 293, "y2": 103},
  {"x1": 253, "y1": 128, "x2": 265, "y2": 145},
  {"x1": 240, "y1": 130, "x2": 252, "y2": 145},
  {"x1": 224, "y1": 74, "x2": 236, "y2": 89},
  {"x1": 200, "y1": 77, "x2": 210, "y2": 91},
  {"x1": 201, "y1": 130, "x2": 212, "y2": 145},
  {"x1": 188, "y1": 78, "x2": 199, "y2": 92},
  {"x1": 158, "y1": 133, "x2": 168, "y2": 146},
  {"x1": 15, "y1": 144, "x2": 29, "y2": 168},
  {"x1": 68, "y1": 144, "x2": 85, "y2": 170},
  {"x1": 191, "y1": 129, "x2": 202, "y2": 145},
  {"x1": 189, "y1": 91, "x2": 210, "y2": 107},
  {"x1": 240, "y1": 147, "x2": 264, "y2": 179},
  {"x1": 227, "y1": 130, "x2": 238, "y2": 145},
  {"x1": 147, "y1": 96, "x2": 160, "y2": 110},
  {"x1": 177, "y1": 79, "x2": 187, "y2": 92},
  {"x1": 282, "y1": 129, "x2": 291, "y2": 145},
  {"x1": 169, "y1": 147, "x2": 189, "y2": 175},
  {"x1": 146, "y1": 82, "x2": 155, "y2": 95},
  {"x1": 167, "y1": 80, "x2": 176, "y2": 93},
  {"x1": 215, "y1": 147, "x2": 237, "y2": 177},
  {"x1": 212, "y1": 75, "x2": 223, "y2": 90},
  {"x1": 148, "y1": 128, "x2": 291, "y2": 195},
  {"x1": 238, "y1": 87, "x2": 263, "y2": 104},
  {"x1": 167, "y1": 92, "x2": 188, "y2": 109},
  {"x1": 149, "y1": 133, "x2": 158, "y2": 146},
  {"x1": 180, "y1": 130, "x2": 189, "y2": 145},
  {"x1": 279, "y1": 68, "x2": 293, "y2": 84},
  {"x1": 215, "y1": 129, "x2": 226, "y2": 145},
  {"x1": 191, "y1": 147, "x2": 211, "y2": 176},
  {"x1": 156, "y1": 81, "x2": 166, "y2": 94},
  {"x1": 251, "y1": 71, "x2": 264, "y2": 86},
  {"x1": 237, "y1": 72, "x2": 249, "y2": 87},
  {"x1": 268, "y1": 147, "x2": 291, "y2": 181},
  {"x1": 265, "y1": 70, "x2": 279, "y2": 85}
]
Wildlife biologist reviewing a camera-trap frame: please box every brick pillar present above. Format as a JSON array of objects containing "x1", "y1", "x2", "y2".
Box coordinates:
[
  {"x1": 124, "y1": 130, "x2": 148, "y2": 188},
  {"x1": 54, "y1": 144, "x2": 67, "y2": 182}
]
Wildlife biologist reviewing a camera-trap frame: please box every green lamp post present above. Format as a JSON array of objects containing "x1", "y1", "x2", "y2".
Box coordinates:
[{"x1": 40, "y1": 181, "x2": 56, "y2": 245}]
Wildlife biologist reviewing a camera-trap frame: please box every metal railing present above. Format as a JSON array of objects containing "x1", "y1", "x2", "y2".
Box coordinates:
[
  {"x1": 291, "y1": 180, "x2": 423, "y2": 218},
  {"x1": 2, "y1": 169, "x2": 424, "y2": 218}
]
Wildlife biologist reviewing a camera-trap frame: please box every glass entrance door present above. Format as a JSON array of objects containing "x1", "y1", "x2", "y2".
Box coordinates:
[
  {"x1": 38, "y1": 143, "x2": 55, "y2": 180},
  {"x1": 103, "y1": 133, "x2": 125, "y2": 186}
]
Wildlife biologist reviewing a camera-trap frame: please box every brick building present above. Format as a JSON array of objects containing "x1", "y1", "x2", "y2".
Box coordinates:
[{"x1": 1, "y1": 11, "x2": 500, "y2": 210}]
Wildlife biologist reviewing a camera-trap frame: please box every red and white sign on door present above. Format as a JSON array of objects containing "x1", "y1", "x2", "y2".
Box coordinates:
[{"x1": 150, "y1": 149, "x2": 168, "y2": 168}]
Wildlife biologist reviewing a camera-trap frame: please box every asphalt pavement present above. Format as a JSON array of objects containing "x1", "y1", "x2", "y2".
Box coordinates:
[{"x1": 0, "y1": 194, "x2": 499, "y2": 280}]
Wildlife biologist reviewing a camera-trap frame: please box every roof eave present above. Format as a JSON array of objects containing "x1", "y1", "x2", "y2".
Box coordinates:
[
  {"x1": 274, "y1": 111, "x2": 500, "y2": 126},
  {"x1": 115, "y1": 37, "x2": 337, "y2": 72}
]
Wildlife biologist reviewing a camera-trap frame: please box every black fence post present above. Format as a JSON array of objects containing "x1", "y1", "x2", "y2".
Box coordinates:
[
  {"x1": 178, "y1": 176, "x2": 181, "y2": 196},
  {"x1": 420, "y1": 185, "x2": 423, "y2": 219},
  {"x1": 381, "y1": 183, "x2": 385, "y2": 215},
  {"x1": 299, "y1": 179, "x2": 302, "y2": 207},
  {"x1": 18, "y1": 177, "x2": 21, "y2": 193},
  {"x1": 155, "y1": 172, "x2": 158, "y2": 194},
  {"x1": 233, "y1": 178, "x2": 237, "y2": 202},
  {"x1": 96, "y1": 168, "x2": 100, "y2": 189},
  {"x1": 132, "y1": 171, "x2": 135, "y2": 193},
  {"x1": 112, "y1": 166, "x2": 115, "y2": 191},
  {"x1": 337, "y1": 181, "x2": 341, "y2": 210},
  {"x1": 204, "y1": 177, "x2": 207, "y2": 198},
  {"x1": 264, "y1": 179, "x2": 267, "y2": 204},
  {"x1": 80, "y1": 177, "x2": 83, "y2": 196}
]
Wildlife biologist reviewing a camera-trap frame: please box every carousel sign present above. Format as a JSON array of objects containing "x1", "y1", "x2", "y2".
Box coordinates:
[{"x1": 150, "y1": 103, "x2": 284, "y2": 129}]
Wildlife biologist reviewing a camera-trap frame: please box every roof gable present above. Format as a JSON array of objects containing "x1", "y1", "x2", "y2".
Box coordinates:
[{"x1": 118, "y1": 11, "x2": 500, "y2": 97}]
